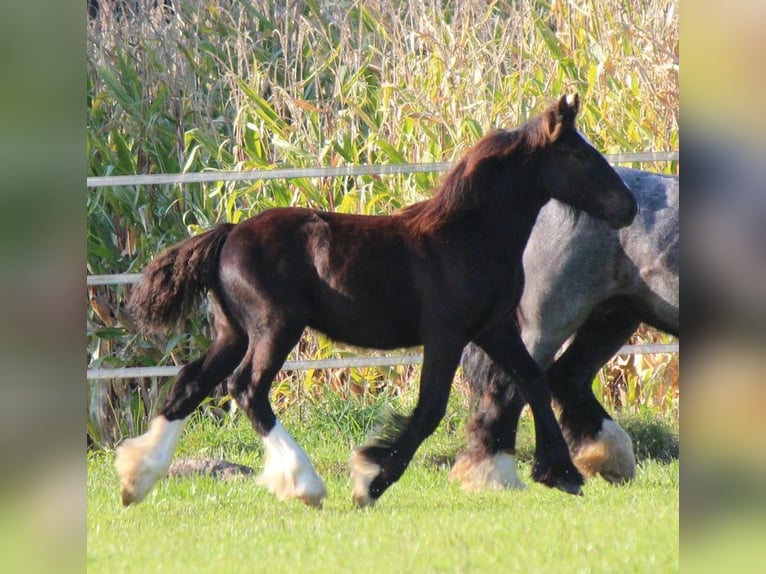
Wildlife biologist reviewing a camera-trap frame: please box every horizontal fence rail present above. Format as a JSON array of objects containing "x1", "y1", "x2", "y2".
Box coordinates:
[
  {"x1": 86, "y1": 343, "x2": 679, "y2": 380},
  {"x1": 86, "y1": 151, "x2": 678, "y2": 188},
  {"x1": 87, "y1": 273, "x2": 142, "y2": 286},
  {"x1": 87, "y1": 152, "x2": 679, "y2": 380}
]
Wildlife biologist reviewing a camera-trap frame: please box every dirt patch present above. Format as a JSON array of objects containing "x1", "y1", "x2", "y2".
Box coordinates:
[{"x1": 168, "y1": 458, "x2": 255, "y2": 480}]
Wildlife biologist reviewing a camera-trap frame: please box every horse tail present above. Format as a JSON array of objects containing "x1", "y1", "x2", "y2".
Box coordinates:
[{"x1": 128, "y1": 223, "x2": 235, "y2": 333}]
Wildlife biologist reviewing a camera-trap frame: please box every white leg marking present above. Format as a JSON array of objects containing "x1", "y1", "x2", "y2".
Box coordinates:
[
  {"x1": 349, "y1": 450, "x2": 381, "y2": 508},
  {"x1": 115, "y1": 416, "x2": 187, "y2": 506},
  {"x1": 257, "y1": 421, "x2": 327, "y2": 507},
  {"x1": 449, "y1": 451, "x2": 527, "y2": 492},
  {"x1": 573, "y1": 419, "x2": 636, "y2": 483}
]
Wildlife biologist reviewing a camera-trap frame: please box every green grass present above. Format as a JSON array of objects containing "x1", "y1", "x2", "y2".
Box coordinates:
[{"x1": 88, "y1": 402, "x2": 678, "y2": 573}]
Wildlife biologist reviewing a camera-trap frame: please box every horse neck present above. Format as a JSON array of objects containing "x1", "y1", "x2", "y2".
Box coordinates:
[
  {"x1": 439, "y1": 170, "x2": 548, "y2": 269},
  {"x1": 470, "y1": 171, "x2": 550, "y2": 256}
]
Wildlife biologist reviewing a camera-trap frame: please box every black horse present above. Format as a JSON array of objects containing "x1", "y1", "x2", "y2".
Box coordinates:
[
  {"x1": 116, "y1": 94, "x2": 636, "y2": 507},
  {"x1": 452, "y1": 167, "x2": 678, "y2": 490}
]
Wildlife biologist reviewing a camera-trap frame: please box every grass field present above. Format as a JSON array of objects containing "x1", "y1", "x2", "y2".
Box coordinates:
[{"x1": 87, "y1": 401, "x2": 678, "y2": 573}]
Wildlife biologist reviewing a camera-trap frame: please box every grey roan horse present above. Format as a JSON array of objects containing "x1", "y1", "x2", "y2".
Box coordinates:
[
  {"x1": 451, "y1": 167, "x2": 678, "y2": 490},
  {"x1": 116, "y1": 95, "x2": 636, "y2": 507}
]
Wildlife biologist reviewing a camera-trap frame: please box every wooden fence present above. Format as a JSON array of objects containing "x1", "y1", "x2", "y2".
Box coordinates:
[{"x1": 87, "y1": 151, "x2": 679, "y2": 380}]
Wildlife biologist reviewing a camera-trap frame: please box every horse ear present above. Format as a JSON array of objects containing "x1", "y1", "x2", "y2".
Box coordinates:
[
  {"x1": 544, "y1": 106, "x2": 559, "y2": 138},
  {"x1": 557, "y1": 93, "x2": 580, "y2": 125}
]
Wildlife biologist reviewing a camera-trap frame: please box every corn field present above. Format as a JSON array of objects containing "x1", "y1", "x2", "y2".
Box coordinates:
[{"x1": 86, "y1": 0, "x2": 679, "y2": 447}]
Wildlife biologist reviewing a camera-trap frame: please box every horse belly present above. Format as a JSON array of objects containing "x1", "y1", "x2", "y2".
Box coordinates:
[{"x1": 307, "y1": 304, "x2": 421, "y2": 350}]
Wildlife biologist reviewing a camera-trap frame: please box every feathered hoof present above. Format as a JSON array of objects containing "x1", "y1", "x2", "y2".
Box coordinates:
[
  {"x1": 256, "y1": 421, "x2": 327, "y2": 508},
  {"x1": 349, "y1": 449, "x2": 380, "y2": 508},
  {"x1": 256, "y1": 469, "x2": 327, "y2": 508},
  {"x1": 115, "y1": 438, "x2": 166, "y2": 506},
  {"x1": 114, "y1": 416, "x2": 187, "y2": 506},
  {"x1": 572, "y1": 419, "x2": 636, "y2": 484},
  {"x1": 449, "y1": 451, "x2": 527, "y2": 492}
]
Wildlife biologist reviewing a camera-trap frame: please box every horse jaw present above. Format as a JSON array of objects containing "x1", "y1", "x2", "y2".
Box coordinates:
[
  {"x1": 115, "y1": 416, "x2": 187, "y2": 506},
  {"x1": 449, "y1": 451, "x2": 527, "y2": 491},
  {"x1": 572, "y1": 419, "x2": 636, "y2": 483},
  {"x1": 256, "y1": 420, "x2": 327, "y2": 507}
]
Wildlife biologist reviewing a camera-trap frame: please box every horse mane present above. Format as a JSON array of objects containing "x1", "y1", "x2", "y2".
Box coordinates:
[{"x1": 399, "y1": 98, "x2": 577, "y2": 235}]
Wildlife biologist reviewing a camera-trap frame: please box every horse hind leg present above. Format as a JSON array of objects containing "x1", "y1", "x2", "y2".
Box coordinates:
[
  {"x1": 229, "y1": 328, "x2": 327, "y2": 507},
  {"x1": 116, "y1": 318, "x2": 247, "y2": 506},
  {"x1": 449, "y1": 348, "x2": 527, "y2": 491},
  {"x1": 474, "y1": 323, "x2": 584, "y2": 495}
]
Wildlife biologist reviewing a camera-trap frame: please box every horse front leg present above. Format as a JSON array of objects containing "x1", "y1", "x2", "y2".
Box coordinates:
[
  {"x1": 474, "y1": 324, "x2": 584, "y2": 495},
  {"x1": 350, "y1": 338, "x2": 464, "y2": 507},
  {"x1": 548, "y1": 307, "x2": 640, "y2": 484}
]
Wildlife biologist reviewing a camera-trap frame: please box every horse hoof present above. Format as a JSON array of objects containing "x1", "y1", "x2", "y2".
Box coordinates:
[
  {"x1": 352, "y1": 490, "x2": 376, "y2": 508},
  {"x1": 298, "y1": 493, "x2": 325, "y2": 508},
  {"x1": 256, "y1": 469, "x2": 327, "y2": 507},
  {"x1": 600, "y1": 472, "x2": 630, "y2": 485},
  {"x1": 255, "y1": 420, "x2": 328, "y2": 507},
  {"x1": 115, "y1": 441, "x2": 163, "y2": 506},
  {"x1": 120, "y1": 487, "x2": 136, "y2": 507},
  {"x1": 449, "y1": 451, "x2": 527, "y2": 491},
  {"x1": 115, "y1": 416, "x2": 187, "y2": 507},
  {"x1": 349, "y1": 449, "x2": 380, "y2": 508},
  {"x1": 572, "y1": 419, "x2": 636, "y2": 484}
]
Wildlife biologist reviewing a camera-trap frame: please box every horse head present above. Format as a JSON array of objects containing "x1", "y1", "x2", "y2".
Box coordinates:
[{"x1": 537, "y1": 94, "x2": 637, "y2": 229}]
